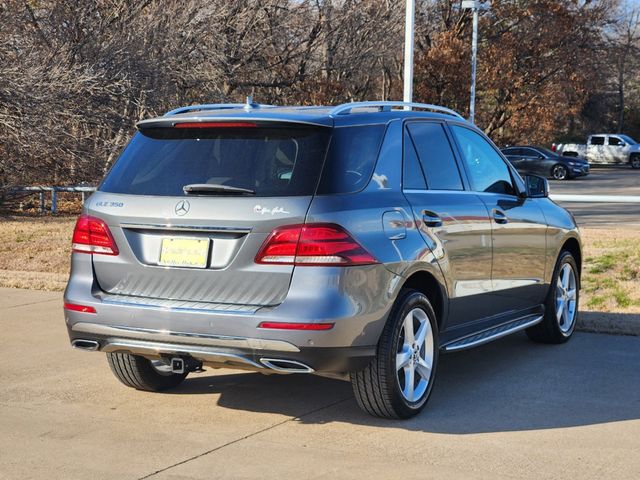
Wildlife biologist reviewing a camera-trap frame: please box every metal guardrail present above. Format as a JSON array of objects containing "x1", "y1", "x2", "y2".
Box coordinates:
[{"x1": 6, "y1": 186, "x2": 97, "y2": 214}]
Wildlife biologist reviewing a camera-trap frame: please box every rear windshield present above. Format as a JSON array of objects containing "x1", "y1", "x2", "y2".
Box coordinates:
[{"x1": 100, "y1": 125, "x2": 331, "y2": 197}]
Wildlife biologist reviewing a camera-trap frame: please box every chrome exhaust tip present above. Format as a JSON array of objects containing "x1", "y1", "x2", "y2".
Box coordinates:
[
  {"x1": 259, "y1": 358, "x2": 314, "y2": 373},
  {"x1": 71, "y1": 339, "x2": 100, "y2": 351}
]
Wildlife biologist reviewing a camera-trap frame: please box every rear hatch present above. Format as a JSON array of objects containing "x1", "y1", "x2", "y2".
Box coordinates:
[{"x1": 89, "y1": 120, "x2": 331, "y2": 307}]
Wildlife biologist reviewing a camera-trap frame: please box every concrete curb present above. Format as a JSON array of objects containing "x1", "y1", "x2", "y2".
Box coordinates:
[{"x1": 577, "y1": 311, "x2": 640, "y2": 336}]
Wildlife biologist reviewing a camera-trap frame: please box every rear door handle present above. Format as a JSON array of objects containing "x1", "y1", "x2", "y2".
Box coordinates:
[
  {"x1": 422, "y1": 211, "x2": 443, "y2": 227},
  {"x1": 493, "y1": 209, "x2": 508, "y2": 224}
]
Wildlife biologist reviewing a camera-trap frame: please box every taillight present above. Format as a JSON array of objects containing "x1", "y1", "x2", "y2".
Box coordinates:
[
  {"x1": 255, "y1": 223, "x2": 377, "y2": 266},
  {"x1": 72, "y1": 214, "x2": 119, "y2": 255},
  {"x1": 258, "y1": 322, "x2": 334, "y2": 330},
  {"x1": 63, "y1": 302, "x2": 97, "y2": 314},
  {"x1": 174, "y1": 122, "x2": 257, "y2": 129}
]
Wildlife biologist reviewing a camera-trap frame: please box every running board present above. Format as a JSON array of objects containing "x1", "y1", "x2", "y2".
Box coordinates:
[{"x1": 442, "y1": 314, "x2": 544, "y2": 352}]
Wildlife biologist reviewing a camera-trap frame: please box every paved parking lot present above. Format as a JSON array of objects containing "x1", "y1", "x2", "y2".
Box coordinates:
[
  {"x1": 550, "y1": 167, "x2": 640, "y2": 225},
  {"x1": 1, "y1": 288, "x2": 639, "y2": 479}
]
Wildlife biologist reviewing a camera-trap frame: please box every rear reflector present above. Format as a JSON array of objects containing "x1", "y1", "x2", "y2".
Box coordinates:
[
  {"x1": 174, "y1": 122, "x2": 257, "y2": 129},
  {"x1": 255, "y1": 223, "x2": 377, "y2": 266},
  {"x1": 72, "y1": 214, "x2": 119, "y2": 255},
  {"x1": 258, "y1": 322, "x2": 334, "y2": 331},
  {"x1": 63, "y1": 302, "x2": 96, "y2": 314}
]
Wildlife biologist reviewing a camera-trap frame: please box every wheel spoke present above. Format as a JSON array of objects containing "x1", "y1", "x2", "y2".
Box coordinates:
[
  {"x1": 396, "y1": 347, "x2": 412, "y2": 370},
  {"x1": 403, "y1": 366, "x2": 415, "y2": 401},
  {"x1": 561, "y1": 266, "x2": 570, "y2": 289},
  {"x1": 416, "y1": 357, "x2": 431, "y2": 380},
  {"x1": 415, "y1": 319, "x2": 428, "y2": 346},
  {"x1": 556, "y1": 298, "x2": 565, "y2": 321},
  {"x1": 403, "y1": 312, "x2": 415, "y2": 344},
  {"x1": 566, "y1": 288, "x2": 577, "y2": 301}
]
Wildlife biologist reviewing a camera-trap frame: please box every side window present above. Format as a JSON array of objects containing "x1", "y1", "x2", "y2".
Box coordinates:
[
  {"x1": 406, "y1": 123, "x2": 464, "y2": 190},
  {"x1": 590, "y1": 136, "x2": 605, "y2": 145},
  {"x1": 608, "y1": 136, "x2": 623, "y2": 146},
  {"x1": 521, "y1": 148, "x2": 538, "y2": 157},
  {"x1": 503, "y1": 148, "x2": 521, "y2": 156},
  {"x1": 450, "y1": 125, "x2": 516, "y2": 195},
  {"x1": 403, "y1": 131, "x2": 427, "y2": 190},
  {"x1": 317, "y1": 125, "x2": 385, "y2": 194}
]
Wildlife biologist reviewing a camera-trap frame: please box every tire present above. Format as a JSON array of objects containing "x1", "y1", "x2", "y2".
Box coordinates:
[
  {"x1": 526, "y1": 251, "x2": 579, "y2": 344},
  {"x1": 107, "y1": 352, "x2": 187, "y2": 392},
  {"x1": 551, "y1": 164, "x2": 569, "y2": 180},
  {"x1": 350, "y1": 289, "x2": 439, "y2": 419},
  {"x1": 631, "y1": 155, "x2": 640, "y2": 169}
]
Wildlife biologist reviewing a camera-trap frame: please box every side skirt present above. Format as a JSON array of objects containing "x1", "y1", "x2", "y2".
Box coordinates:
[{"x1": 440, "y1": 310, "x2": 544, "y2": 352}]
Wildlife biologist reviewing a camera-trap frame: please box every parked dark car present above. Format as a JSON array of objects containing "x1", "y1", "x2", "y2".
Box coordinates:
[{"x1": 501, "y1": 146, "x2": 589, "y2": 180}]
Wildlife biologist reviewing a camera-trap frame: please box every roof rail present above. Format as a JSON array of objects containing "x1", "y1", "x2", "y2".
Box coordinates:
[
  {"x1": 329, "y1": 101, "x2": 465, "y2": 120},
  {"x1": 164, "y1": 104, "x2": 245, "y2": 116},
  {"x1": 164, "y1": 97, "x2": 274, "y2": 116}
]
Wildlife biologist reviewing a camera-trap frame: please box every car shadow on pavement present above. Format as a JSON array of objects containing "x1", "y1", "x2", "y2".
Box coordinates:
[{"x1": 168, "y1": 332, "x2": 640, "y2": 434}]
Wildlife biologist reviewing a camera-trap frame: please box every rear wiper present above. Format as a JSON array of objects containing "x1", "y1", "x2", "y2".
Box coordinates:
[{"x1": 183, "y1": 183, "x2": 255, "y2": 195}]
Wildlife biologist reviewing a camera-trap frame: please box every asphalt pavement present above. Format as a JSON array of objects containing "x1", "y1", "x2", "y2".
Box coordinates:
[
  {"x1": 1, "y1": 288, "x2": 639, "y2": 479},
  {"x1": 549, "y1": 166, "x2": 640, "y2": 226}
]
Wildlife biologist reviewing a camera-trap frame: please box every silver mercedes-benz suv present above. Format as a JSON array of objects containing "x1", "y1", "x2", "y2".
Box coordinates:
[{"x1": 64, "y1": 100, "x2": 582, "y2": 418}]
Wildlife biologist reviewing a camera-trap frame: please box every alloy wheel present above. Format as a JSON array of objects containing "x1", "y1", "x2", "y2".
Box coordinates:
[
  {"x1": 396, "y1": 308, "x2": 434, "y2": 402},
  {"x1": 552, "y1": 165, "x2": 568, "y2": 180},
  {"x1": 556, "y1": 263, "x2": 577, "y2": 333}
]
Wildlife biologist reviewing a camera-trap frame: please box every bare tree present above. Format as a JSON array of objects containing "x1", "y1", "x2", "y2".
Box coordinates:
[{"x1": 607, "y1": 1, "x2": 640, "y2": 132}]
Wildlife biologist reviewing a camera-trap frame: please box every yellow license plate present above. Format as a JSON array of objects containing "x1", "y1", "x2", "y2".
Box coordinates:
[{"x1": 158, "y1": 238, "x2": 210, "y2": 268}]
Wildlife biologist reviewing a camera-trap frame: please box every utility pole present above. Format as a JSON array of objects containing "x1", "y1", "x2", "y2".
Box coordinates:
[
  {"x1": 461, "y1": 1, "x2": 490, "y2": 123},
  {"x1": 403, "y1": 0, "x2": 415, "y2": 107}
]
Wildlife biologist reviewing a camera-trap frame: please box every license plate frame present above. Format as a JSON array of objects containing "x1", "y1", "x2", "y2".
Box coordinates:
[{"x1": 158, "y1": 237, "x2": 211, "y2": 269}]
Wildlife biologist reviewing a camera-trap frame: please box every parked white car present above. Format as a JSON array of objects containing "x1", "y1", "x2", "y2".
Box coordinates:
[{"x1": 555, "y1": 134, "x2": 640, "y2": 169}]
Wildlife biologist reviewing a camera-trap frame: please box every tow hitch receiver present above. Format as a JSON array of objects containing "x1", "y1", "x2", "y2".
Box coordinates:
[
  {"x1": 170, "y1": 356, "x2": 204, "y2": 374},
  {"x1": 171, "y1": 358, "x2": 185, "y2": 374}
]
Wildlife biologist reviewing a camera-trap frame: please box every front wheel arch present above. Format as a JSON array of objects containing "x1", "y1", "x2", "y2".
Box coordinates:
[{"x1": 560, "y1": 237, "x2": 582, "y2": 277}]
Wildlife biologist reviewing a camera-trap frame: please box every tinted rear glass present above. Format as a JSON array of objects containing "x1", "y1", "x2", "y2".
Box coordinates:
[
  {"x1": 100, "y1": 125, "x2": 331, "y2": 197},
  {"x1": 407, "y1": 122, "x2": 463, "y2": 191},
  {"x1": 317, "y1": 125, "x2": 386, "y2": 194}
]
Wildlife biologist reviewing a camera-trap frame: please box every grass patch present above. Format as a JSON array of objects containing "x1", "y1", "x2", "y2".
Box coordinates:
[
  {"x1": 0, "y1": 216, "x2": 74, "y2": 291},
  {"x1": 580, "y1": 227, "x2": 640, "y2": 314}
]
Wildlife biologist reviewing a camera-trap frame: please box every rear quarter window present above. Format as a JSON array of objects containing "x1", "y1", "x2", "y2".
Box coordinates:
[{"x1": 316, "y1": 124, "x2": 386, "y2": 195}]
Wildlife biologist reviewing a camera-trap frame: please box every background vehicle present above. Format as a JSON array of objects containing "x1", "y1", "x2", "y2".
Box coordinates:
[
  {"x1": 64, "y1": 101, "x2": 582, "y2": 419},
  {"x1": 501, "y1": 145, "x2": 590, "y2": 180},
  {"x1": 555, "y1": 134, "x2": 640, "y2": 169}
]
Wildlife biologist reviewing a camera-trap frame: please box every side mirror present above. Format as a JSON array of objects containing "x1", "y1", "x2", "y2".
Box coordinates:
[{"x1": 524, "y1": 175, "x2": 548, "y2": 198}]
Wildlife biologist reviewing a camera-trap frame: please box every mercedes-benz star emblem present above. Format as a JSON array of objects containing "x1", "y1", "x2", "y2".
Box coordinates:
[{"x1": 174, "y1": 200, "x2": 190, "y2": 216}]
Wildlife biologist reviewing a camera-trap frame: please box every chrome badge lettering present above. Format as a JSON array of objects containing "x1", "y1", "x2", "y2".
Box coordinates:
[{"x1": 254, "y1": 205, "x2": 290, "y2": 216}]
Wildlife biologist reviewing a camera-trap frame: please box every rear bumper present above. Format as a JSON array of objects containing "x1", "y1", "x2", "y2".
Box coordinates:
[
  {"x1": 67, "y1": 322, "x2": 375, "y2": 373},
  {"x1": 64, "y1": 254, "x2": 395, "y2": 373}
]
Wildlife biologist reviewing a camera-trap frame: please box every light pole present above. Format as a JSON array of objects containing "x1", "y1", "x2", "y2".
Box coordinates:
[
  {"x1": 403, "y1": 0, "x2": 416, "y2": 107},
  {"x1": 461, "y1": 0, "x2": 490, "y2": 123}
]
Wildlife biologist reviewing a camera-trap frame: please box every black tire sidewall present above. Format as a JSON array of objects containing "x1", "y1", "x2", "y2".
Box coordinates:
[{"x1": 383, "y1": 290, "x2": 439, "y2": 417}]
